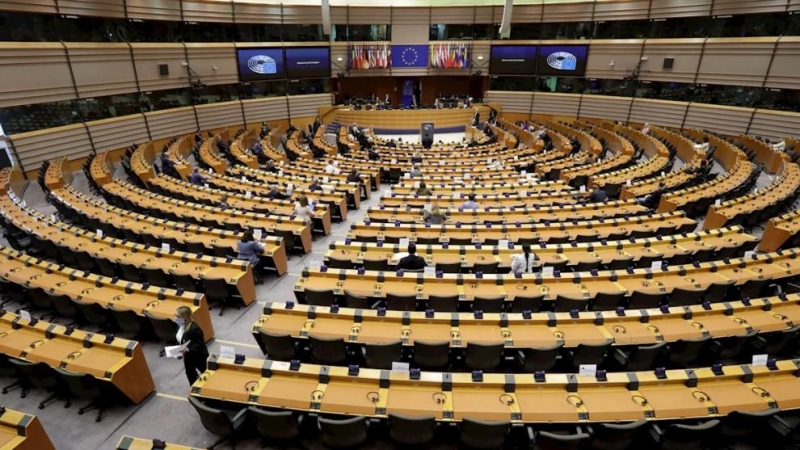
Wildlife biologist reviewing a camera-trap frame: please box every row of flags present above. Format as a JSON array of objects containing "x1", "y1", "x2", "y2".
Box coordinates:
[{"x1": 348, "y1": 43, "x2": 472, "y2": 70}]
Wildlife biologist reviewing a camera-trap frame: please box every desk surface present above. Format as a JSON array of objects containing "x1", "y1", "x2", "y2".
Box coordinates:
[
  {"x1": 0, "y1": 312, "x2": 155, "y2": 405},
  {"x1": 192, "y1": 355, "x2": 798, "y2": 423},
  {"x1": 116, "y1": 436, "x2": 204, "y2": 450},
  {"x1": 0, "y1": 408, "x2": 55, "y2": 450}
]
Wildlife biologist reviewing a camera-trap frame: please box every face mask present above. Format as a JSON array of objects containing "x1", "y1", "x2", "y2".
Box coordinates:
[{"x1": 175, "y1": 318, "x2": 185, "y2": 327}]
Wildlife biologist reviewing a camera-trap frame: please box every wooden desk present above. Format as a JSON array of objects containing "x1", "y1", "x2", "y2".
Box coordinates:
[
  {"x1": 0, "y1": 246, "x2": 214, "y2": 341},
  {"x1": 295, "y1": 248, "x2": 800, "y2": 304},
  {"x1": 0, "y1": 408, "x2": 55, "y2": 450},
  {"x1": 332, "y1": 106, "x2": 490, "y2": 130},
  {"x1": 390, "y1": 178, "x2": 568, "y2": 194},
  {"x1": 0, "y1": 312, "x2": 155, "y2": 405},
  {"x1": 191, "y1": 355, "x2": 797, "y2": 423},
  {"x1": 117, "y1": 436, "x2": 204, "y2": 450},
  {"x1": 591, "y1": 126, "x2": 670, "y2": 188},
  {"x1": 760, "y1": 210, "x2": 800, "y2": 253},
  {"x1": 255, "y1": 294, "x2": 796, "y2": 350},
  {"x1": 379, "y1": 190, "x2": 588, "y2": 209},
  {"x1": 325, "y1": 226, "x2": 756, "y2": 270},
  {"x1": 348, "y1": 211, "x2": 696, "y2": 244}
]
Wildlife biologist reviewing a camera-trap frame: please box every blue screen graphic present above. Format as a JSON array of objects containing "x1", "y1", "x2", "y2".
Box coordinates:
[{"x1": 237, "y1": 48, "x2": 285, "y2": 81}]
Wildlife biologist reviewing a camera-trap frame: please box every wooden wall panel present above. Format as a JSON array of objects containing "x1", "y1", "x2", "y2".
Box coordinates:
[
  {"x1": 66, "y1": 43, "x2": 138, "y2": 98},
  {"x1": 684, "y1": 103, "x2": 754, "y2": 136},
  {"x1": 242, "y1": 97, "x2": 289, "y2": 125},
  {"x1": 132, "y1": 43, "x2": 188, "y2": 92},
  {"x1": 791, "y1": 0, "x2": 800, "y2": 12},
  {"x1": 58, "y1": 0, "x2": 125, "y2": 18},
  {"x1": 182, "y1": 0, "x2": 234, "y2": 23},
  {"x1": 282, "y1": 5, "x2": 323, "y2": 25},
  {"x1": 11, "y1": 124, "x2": 92, "y2": 169},
  {"x1": 541, "y1": 1, "x2": 594, "y2": 22},
  {"x1": 125, "y1": 0, "x2": 182, "y2": 21},
  {"x1": 430, "y1": 7, "x2": 475, "y2": 24},
  {"x1": 186, "y1": 43, "x2": 238, "y2": 86},
  {"x1": 649, "y1": 0, "x2": 712, "y2": 18},
  {"x1": 233, "y1": 2, "x2": 282, "y2": 23},
  {"x1": 345, "y1": 6, "x2": 392, "y2": 24},
  {"x1": 579, "y1": 95, "x2": 633, "y2": 122},
  {"x1": 532, "y1": 93, "x2": 581, "y2": 117},
  {"x1": 629, "y1": 98, "x2": 689, "y2": 129},
  {"x1": 510, "y1": 3, "x2": 543, "y2": 23},
  {"x1": 0, "y1": 43, "x2": 75, "y2": 107},
  {"x1": 594, "y1": 0, "x2": 650, "y2": 21},
  {"x1": 0, "y1": 0, "x2": 56, "y2": 14},
  {"x1": 711, "y1": 0, "x2": 789, "y2": 15},
  {"x1": 485, "y1": 91, "x2": 532, "y2": 114},
  {"x1": 748, "y1": 110, "x2": 800, "y2": 141},
  {"x1": 196, "y1": 101, "x2": 243, "y2": 131},
  {"x1": 639, "y1": 39, "x2": 704, "y2": 83},
  {"x1": 86, "y1": 114, "x2": 149, "y2": 153},
  {"x1": 585, "y1": 39, "x2": 644, "y2": 80},
  {"x1": 696, "y1": 38, "x2": 774, "y2": 87},
  {"x1": 288, "y1": 93, "x2": 332, "y2": 118},
  {"x1": 765, "y1": 37, "x2": 800, "y2": 90},
  {"x1": 472, "y1": 5, "x2": 496, "y2": 24},
  {"x1": 144, "y1": 107, "x2": 197, "y2": 141},
  {"x1": 391, "y1": 7, "x2": 431, "y2": 25},
  {"x1": 330, "y1": 5, "x2": 347, "y2": 24}
]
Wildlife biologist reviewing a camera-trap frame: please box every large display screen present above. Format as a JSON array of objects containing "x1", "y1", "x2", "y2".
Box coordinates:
[
  {"x1": 236, "y1": 48, "x2": 285, "y2": 82},
  {"x1": 536, "y1": 45, "x2": 589, "y2": 76},
  {"x1": 285, "y1": 47, "x2": 331, "y2": 79},
  {"x1": 489, "y1": 45, "x2": 538, "y2": 75}
]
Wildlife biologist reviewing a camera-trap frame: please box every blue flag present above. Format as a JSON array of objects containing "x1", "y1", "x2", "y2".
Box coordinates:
[{"x1": 391, "y1": 45, "x2": 429, "y2": 68}]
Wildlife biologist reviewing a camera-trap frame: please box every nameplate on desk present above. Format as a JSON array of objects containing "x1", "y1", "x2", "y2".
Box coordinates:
[
  {"x1": 542, "y1": 266, "x2": 554, "y2": 277},
  {"x1": 161, "y1": 243, "x2": 170, "y2": 252},
  {"x1": 309, "y1": 261, "x2": 322, "y2": 271},
  {"x1": 219, "y1": 346, "x2": 236, "y2": 360},
  {"x1": 254, "y1": 229, "x2": 263, "y2": 239},
  {"x1": 650, "y1": 261, "x2": 662, "y2": 270},
  {"x1": 391, "y1": 362, "x2": 410, "y2": 374},
  {"x1": 424, "y1": 267, "x2": 436, "y2": 276},
  {"x1": 578, "y1": 364, "x2": 597, "y2": 377},
  {"x1": 499, "y1": 239, "x2": 510, "y2": 249},
  {"x1": 752, "y1": 354, "x2": 768, "y2": 367},
  {"x1": 19, "y1": 309, "x2": 31, "y2": 321},
  {"x1": 399, "y1": 238, "x2": 410, "y2": 247}
]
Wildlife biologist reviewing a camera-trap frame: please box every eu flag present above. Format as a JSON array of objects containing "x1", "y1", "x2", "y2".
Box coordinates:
[{"x1": 391, "y1": 45, "x2": 429, "y2": 68}]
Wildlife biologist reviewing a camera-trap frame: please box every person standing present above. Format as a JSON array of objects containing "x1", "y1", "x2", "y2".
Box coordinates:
[{"x1": 176, "y1": 306, "x2": 209, "y2": 385}]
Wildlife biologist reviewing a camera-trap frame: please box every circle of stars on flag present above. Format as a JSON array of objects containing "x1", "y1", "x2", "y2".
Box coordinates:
[{"x1": 401, "y1": 47, "x2": 419, "y2": 66}]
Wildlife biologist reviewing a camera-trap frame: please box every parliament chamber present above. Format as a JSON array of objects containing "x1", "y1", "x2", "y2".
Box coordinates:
[{"x1": 1, "y1": 0, "x2": 800, "y2": 449}]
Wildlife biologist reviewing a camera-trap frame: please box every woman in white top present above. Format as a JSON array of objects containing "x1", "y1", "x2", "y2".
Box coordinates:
[
  {"x1": 324, "y1": 160, "x2": 341, "y2": 175},
  {"x1": 294, "y1": 195, "x2": 314, "y2": 221},
  {"x1": 510, "y1": 243, "x2": 536, "y2": 274}
]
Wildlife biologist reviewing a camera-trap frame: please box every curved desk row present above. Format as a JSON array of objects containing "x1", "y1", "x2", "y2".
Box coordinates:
[
  {"x1": 378, "y1": 190, "x2": 589, "y2": 209},
  {"x1": 389, "y1": 178, "x2": 569, "y2": 195},
  {"x1": 0, "y1": 408, "x2": 55, "y2": 450}
]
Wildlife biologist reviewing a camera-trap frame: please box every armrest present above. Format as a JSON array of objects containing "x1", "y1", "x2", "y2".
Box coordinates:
[
  {"x1": 231, "y1": 408, "x2": 249, "y2": 429},
  {"x1": 648, "y1": 423, "x2": 663, "y2": 444},
  {"x1": 525, "y1": 425, "x2": 536, "y2": 449},
  {"x1": 516, "y1": 350, "x2": 526, "y2": 364}
]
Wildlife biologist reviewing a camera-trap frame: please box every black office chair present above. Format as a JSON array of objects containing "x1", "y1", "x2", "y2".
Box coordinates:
[
  {"x1": 8, "y1": 359, "x2": 64, "y2": 409},
  {"x1": 720, "y1": 410, "x2": 779, "y2": 448},
  {"x1": 73, "y1": 250, "x2": 99, "y2": 272},
  {"x1": 247, "y1": 407, "x2": 305, "y2": 449},
  {"x1": 188, "y1": 396, "x2": 248, "y2": 449},
  {"x1": 516, "y1": 342, "x2": 564, "y2": 372},
  {"x1": 668, "y1": 287, "x2": 704, "y2": 307},
  {"x1": 386, "y1": 293, "x2": 417, "y2": 311},
  {"x1": 473, "y1": 295, "x2": 505, "y2": 313},
  {"x1": 49, "y1": 294, "x2": 80, "y2": 322},
  {"x1": 532, "y1": 429, "x2": 591, "y2": 450},
  {"x1": 650, "y1": 419, "x2": 720, "y2": 450},
  {"x1": 587, "y1": 419, "x2": 649, "y2": 450},
  {"x1": 459, "y1": 417, "x2": 510, "y2": 449},
  {"x1": 204, "y1": 277, "x2": 243, "y2": 316},
  {"x1": 413, "y1": 340, "x2": 450, "y2": 371},
  {"x1": 428, "y1": 294, "x2": 460, "y2": 312},
  {"x1": 172, "y1": 274, "x2": 201, "y2": 293},
  {"x1": 363, "y1": 340, "x2": 403, "y2": 370},
  {"x1": 704, "y1": 281, "x2": 736, "y2": 303},
  {"x1": 606, "y1": 257, "x2": 634, "y2": 271},
  {"x1": 255, "y1": 330, "x2": 298, "y2": 360},
  {"x1": 510, "y1": 294, "x2": 545, "y2": 313},
  {"x1": 567, "y1": 340, "x2": 613, "y2": 370},
  {"x1": 472, "y1": 261, "x2": 500, "y2": 274},
  {"x1": 554, "y1": 295, "x2": 587, "y2": 313},
  {"x1": 317, "y1": 416, "x2": 369, "y2": 447},
  {"x1": 627, "y1": 291, "x2": 666, "y2": 310},
  {"x1": 388, "y1": 413, "x2": 437, "y2": 447},
  {"x1": 612, "y1": 342, "x2": 666, "y2": 371},
  {"x1": 74, "y1": 299, "x2": 109, "y2": 330},
  {"x1": 344, "y1": 290, "x2": 371, "y2": 309},
  {"x1": 710, "y1": 330, "x2": 758, "y2": 363},
  {"x1": 667, "y1": 336, "x2": 712, "y2": 368},
  {"x1": 144, "y1": 311, "x2": 178, "y2": 344},
  {"x1": 326, "y1": 257, "x2": 353, "y2": 270},
  {"x1": 303, "y1": 288, "x2": 336, "y2": 307},
  {"x1": 118, "y1": 262, "x2": 144, "y2": 283},
  {"x1": 590, "y1": 291, "x2": 626, "y2": 311},
  {"x1": 749, "y1": 324, "x2": 800, "y2": 357},
  {"x1": 141, "y1": 267, "x2": 171, "y2": 288},
  {"x1": 108, "y1": 305, "x2": 150, "y2": 339},
  {"x1": 54, "y1": 368, "x2": 112, "y2": 422},
  {"x1": 25, "y1": 288, "x2": 55, "y2": 318},
  {"x1": 449, "y1": 237, "x2": 473, "y2": 246},
  {"x1": 363, "y1": 259, "x2": 389, "y2": 271},
  {"x1": 95, "y1": 258, "x2": 119, "y2": 278},
  {"x1": 308, "y1": 335, "x2": 347, "y2": 366},
  {"x1": 435, "y1": 261, "x2": 462, "y2": 274},
  {"x1": 465, "y1": 342, "x2": 504, "y2": 371},
  {"x1": 737, "y1": 278, "x2": 772, "y2": 299}
]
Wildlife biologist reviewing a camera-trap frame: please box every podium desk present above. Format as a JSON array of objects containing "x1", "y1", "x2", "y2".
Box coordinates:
[{"x1": 0, "y1": 408, "x2": 55, "y2": 450}]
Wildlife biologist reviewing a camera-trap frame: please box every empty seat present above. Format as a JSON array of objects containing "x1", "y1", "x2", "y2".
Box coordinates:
[
  {"x1": 318, "y1": 416, "x2": 368, "y2": 448},
  {"x1": 413, "y1": 340, "x2": 450, "y2": 371},
  {"x1": 627, "y1": 291, "x2": 666, "y2": 310},
  {"x1": 510, "y1": 295, "x2": 545, "y2": 313},
  {"x1": 428, "y1": 294, "x2": 459, "y2": 312},
  {"x1": 516, "y1": 342, "x2": 564, "y2": 372},
  {"x1": 344, "y1": 291, "x2": 371, "y2": 309},
  {"x1": 303, "y1": 288, "x2": 335, "y2": 307},
  {"x1": 554, "y1": 295, "x2": 587, "y2": 313},
  {"x1": 668, "y1": 287, "x2": 704, "y2": 307},
  {"x1": 363, "y1": 259, "x2": 389, "y2": 271},
  {"x1": 308, "y1": 335, "x2": 347, "y2": 366},
  {"x1": 473, "y1": 295, "x2": 505, "y2": 313},
  {"x1": 465, "y1": 342, "x2": 504, "y2": 371},
  {"x1": 472, "y1": 261, "x2": 500, "y2": 274},
  {"x1": 386, "y1": 293, "x2": 417, "y2": 311},
  {"x1": 667, "y1": 336, "x2": 711, "y2": 368},
  {"x1": 326, "y1": 257, "x2": 353, "y2": 270},
  {"x1": 435, "y1": 261, "x2": 462, "y2": 274},
  {"x1": 533, "y1": 429, "x2": 591, "y2": 450},
  {"x1": 388, "y1": 413, "x2": 437, "y2": 447},
  {"x1": 188, "y1": 396, "x2": 248, "y2": 449},
  {"x1": 588, "y1": 419, "x2": 649, "y2": 450},
  {"x1": 363, "y1": 340, "x2": 403, "y2": 370},
  {"x1": 247, "y1": 407, "x2": 304, "y2": 448},
  {"x1": 650, "y1": 419, "x2": 720, "y2": 450},
  {"x1": 590, "y1": 291, "x2": 626, "y2": 311},
  {"x1": 568, "y1": 340, "x2": 613, "y2": 370},
  {"x1": 459, "y1": 418, "x2": 510, "y2": 450},
  {"x1": 256, "y1": 330, "x2": 298, "y2": 360},
  {"x1": 612, "y1": 342, "x2": 666, "y2": 371}
]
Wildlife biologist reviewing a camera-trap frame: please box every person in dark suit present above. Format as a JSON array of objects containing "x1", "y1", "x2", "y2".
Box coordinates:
[
  {"x1": 189, "y1": 167, "x2": 209, "y2": 186},
  {"x1": 589, "y1": 187, "x2": 608, "y2": 203},
  {"x1": 308, "y1": 177, "x2": 323, "y2": 192},
  {"x1": 472, "y1": 108, "x2": 480, "y2": 127},
  {"x1": 176, "y1": 306, "x2": 209, "y2": 385},
  {"x1": 346, "y1": 168, "x2": 361, "y2": 184},
  {"x1": 266, "y1": 184, "x2": 288, "y2": 200},
  {"x1": 397, "y1": 243, "x2": 426, "y2": 271},
  {"x1": 260, "y1": 121, "x2": 270, "y2": 139}
]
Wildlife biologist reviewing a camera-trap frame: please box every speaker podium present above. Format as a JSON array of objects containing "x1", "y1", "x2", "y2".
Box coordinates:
[{"x1": 421, "y1": 122, "x2": 434, "y2": 149}]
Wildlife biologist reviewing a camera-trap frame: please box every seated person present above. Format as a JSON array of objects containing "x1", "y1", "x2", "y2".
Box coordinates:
[
  {"x1": 266, "y1": 184, "x2": 288, "y2": 201},
  {"x1": 159, "y1": 150, "x2": 174, "y2": 174},
  {"x1": 411, "y1": 151, "x2": 423, "y2": 164},
  {"x1": 308, "y1": 177, "x2": 323, "y2": 192},
  {"x1": 423, "y1": 203, "x2": 446, "y2": 225},
  {"x1": 346, "y1": 168, "x2": 361, "y2": 184},
  {"x1": 259, "y1": 121, "x2": 270, "y2": 139},
  {"x1": 325, "y1": 160, "x2": 341, "y2": 175},
  {"x1": 251, "y1": 142, "x2": 263, "y2": 156},
  {"x1": 368, "y1": 147, "x2": 381, "y2": 161},
  {"x1": 189, "y1": 167, "x2": 210, "y2": 186},
  {"x1": 589, "y1": 187, "x2": 608, "y2": 203},
  {"x1": 294, "y1": 195, "x2": 314, "y2": 221},
  {"x1": 397, "y1": 244, "x2": 426, "y2": 271},
  {"x1": 487, "y1": 158, "x2": 504, "y2": 170},
  {"x1": 693, "y1": 137, "x2": 710, "y2": 153},
  {"x1": 409, "y1": 165, "x2": 422, "y2": 178},
  {"x1": 215, "y1": 136, "x2": 229, "y2": 153},
  {"x1": 416, "y1": 182, "x2": 433, "y2": 196},
  {"x1": 461, "y1": 193, "x2": 479, "y2": 211},
  {"x1": 639, "y1": 182, "x2": 667, "y2": 209},
  {"x1": 510, "y1": 244, "x2": 536, "y2": 274},
  {"x1": 264, "y1": 160, "x2": 279, "y2": 173},
  {"x1": 237, "y1": 230, "x2": 264, "y2": 268},
  {"x1": 218, "y1": 194, "x2": 229, "y2": 209}
]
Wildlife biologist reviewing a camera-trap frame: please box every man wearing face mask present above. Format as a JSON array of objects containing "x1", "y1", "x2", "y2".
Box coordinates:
[{"x1": 175, "y1": 306, "x2": 209, "y2": 385}]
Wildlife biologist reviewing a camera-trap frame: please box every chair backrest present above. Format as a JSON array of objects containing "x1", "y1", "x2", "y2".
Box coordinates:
[
  {"x1": 54, "y1": 367, "x2": 101, "y2": 399},
  {"x1": 388, "y1": 414, "x2": 436, "y2": 446},
  {"x1": 413, "y1": 340, "x2": 450, "y2": 371},
  {"x1": 308, "y1": 335, "x2": 347, "y2": 365},
  {"x1": 590, "y1": 291, "x2": 625, "y2": 311},
  {"x1": 144, "y1": 311, "x2": 178, "y2": 343},
  {"x1": 472, "y1": 262, "x2": 499, "y2": 274},
  {"x1": 572, "y1": 340, "x2": 612, "y2": 367},
  {"x1": 173, "y1": 274, "x2": 200, "y2": 292},
  {"x1": 536, "y1": 430, "x2": 591, "y2": 450},
  {"x1": 721, "y1": 410, "x2": 777, "y2": 438},
  {"x1": 9, "y1": 359, "x2": 56, "y2": 389},
  {"x1": 554, "y1": 295, "x2": 587, "y2": 313},
  {"x1": 459, "y1": 417, "x2": 510, "y2": 449},
  {"x1": 258, "y1": 330, "x2": 297, "y2": 360},
  {"x1": 435, "y1": 262, "x2": 462, "y2": 274},
  {"x1": 627, "y1": 291, "x2": 665, "y2": 310},
  {"x1": 188, "y1": 396, "x2": 235, "y2": 437},
  {"x1": 108, "y1": 305, "x2": 144, "y2": 333},
  {"x1": 364, "y1": 340, "x2": 403, "y2": 370},
  {"x1": 716, "y1": 330, "x2": 758, "y2": 360},
  {"x1": 660, "y1": 419, "x2": 720, "y2": 450},
  {"x1": 624, "y1": 342, "x2": 666, "y2": 371},
  {"x1": 511, "y1": 295, "x2": 544, "y2": 313},
  {"x1": 465, "y1": 342, "x2": 504, "y2": 371},
  {"x1": 202, "y1": 278, "x2": 231, "y2": 300},
  {"x1": 668, "y1": 287, "x2": 704, "y2": 307},
  {"x1": 75, "y1": 300, "x2": 109, "y2": 325},
  {"x1": 344, "y1": 291, "x2": 370, "y2": 309},
  {"x1": 363, "y1": 259, "x2": 389, "y2": 271},
  {"x1": 386, "y1": 293, "x2": 417, "y2": 311},
  {"x1": 668, "y1": 336, "x2": 711, "y2": 367},
  {"x1": 590, "y1": 419, "x2": 648, "y2": 450},
  {"x1": 428, "y1": 295, "x2": 459, "y2": 312},
  {"x1": 519, "y1": 342, "x2": 564, "y2": 372},
  {"x1": 304, "y1": 288, "x2": 335, "y2": 307},
  {"x1": 247, "y1": 407, "x2": 300, "y2": 440},
  {"x1": 326, "y1": 257, "x2": 353, "y2": 270},
  {"x1": 142, "y1": 268, "x2": 170, "y2": 287},
  {"x1": 473, "y1": 296, "x2": 504, "y2": 313},
  {"x1": 319, "y1": 416, "x2": 368, "y2": 448}
]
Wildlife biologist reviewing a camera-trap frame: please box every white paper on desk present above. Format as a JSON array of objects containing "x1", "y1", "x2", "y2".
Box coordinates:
[
  {"x1": 715, "y1": 199, "x2": 721, "y2": 206},
  {"x1": 423, "y1": 203, "x2": 432, "y2": 212},
  {"x1": 278, "y1": 170, "x2": 283, "y2": 177},
  {"x1": 204, "y1": 184, "x2": 209, "y2": 189},
  {"x1": 520, "y1": 191, "x2": 528, "y2": 198},
  {"x1": 391, "y1": 159, "x2": 397, "y2": 164},
  {"x1": 162, "y1": 243, "x2": 170, "y2": 252},
  {"x1": 399, "y1": 238, "x2": 410, "y2": 247},
  {"x1": 19, "y1": 310, "x2": 31, "y2": 321},
  {"x1": 541, "y1": 266, "x2": 554, "y2": 277},
  {"x1": 424, "y1": 266, "x2": 436, "y2": 276},
  {"x1": 165, "y1": 341, "x2": 190, "y2": 359},
  {"x1": 514, "y1": 155, "x2": 519, "y2": 161},
  {"x1": 50, "y1": 214, "x2": 57, "y2": 222},
  {"x1": 20, "y1": 200, "x2": 26, "y2": 208},
  {"x1": 744, "y1": 251, "x2": 756, "y2": 259},
  {"x1": 579, "y1": 364, "x2": 597, "y2": 376},
  {"x1": 309, "y1": 260, "x2": 322, "y2": 271},
  {"x1": 323, "y1": 176, "x2": 329, "y2": 183},
  {"x1": 404, "y1": 173, "x2": 411, "y2": 179},
  {"x1": 521, "y1": 170, "x2": 527, "y2": 176},
  {"x1": 279, "y1": 160, "x2": 284, "y2": 166},
  {"x1": 499, "y1": 239, "x2": 510, "y2": 249},
  {"x1": 392, "y1": 362, "x2": 410, "y2": 374},
  {"x1": 96, "y1": 229, "x2": 103, "y2": 238},
  {"x1": 253, "y1": 229, "x2": 263, "y2": 239},
  {"x1": 650, "y1": 261, "x2": 662, "y2": 270},
  {"x1": 579, "y1": 186, "x2": 586, "y2": 193},
  {"x1": 626, "y1": 180, "x2": 632, "y2": 186},
  {"x1": 241, "y1": 176, "x2": 247, "y2": 182},
  {"x1": 220, "y1": 345, "x2": 236, "y2": 360},
  {"x1": 752, "y1": 354, "x2": 768, "y2": 367},
  {"x1": 661, "y1": 172, "x2": 665, "y2": 177}
]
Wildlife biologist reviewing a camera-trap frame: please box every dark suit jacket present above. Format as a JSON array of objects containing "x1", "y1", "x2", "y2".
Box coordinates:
[
  {"x1": 181, "y1": 322, "x2": 209, "y2": 358},
  {"x1": 397, "y1": 255, "x2": 426, "y2": 271}
]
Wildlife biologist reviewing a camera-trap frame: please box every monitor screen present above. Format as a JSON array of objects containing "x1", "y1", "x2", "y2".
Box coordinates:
[
  {"x1": 536, "y1": 45, "x2": 589, "y2": 77},
  {"x1": 285, "y1": 47, "x2": 331, "y2": 79},
  {"x1": 236, "y1": 48, "x2": 285, "y2": 81},
  {"x1": 489, "y1": 45, "x2": 538, "y2": 76}
]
